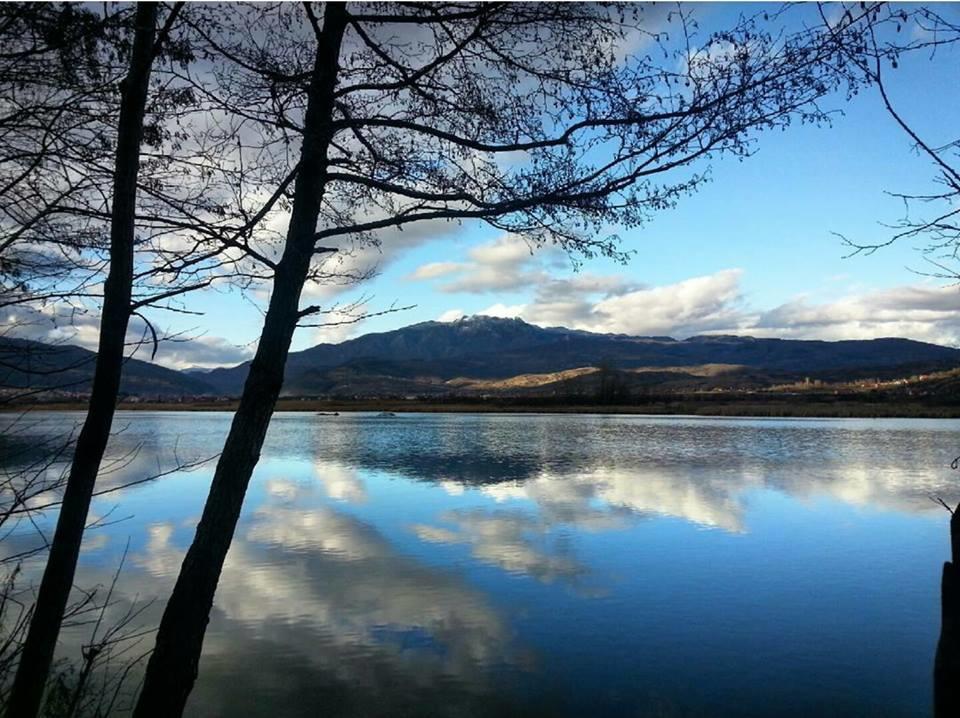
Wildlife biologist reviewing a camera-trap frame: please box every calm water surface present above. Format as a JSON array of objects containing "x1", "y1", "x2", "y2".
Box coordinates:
[{"x1": 4, "y1": 411, "x2": 959, "y2": 717}]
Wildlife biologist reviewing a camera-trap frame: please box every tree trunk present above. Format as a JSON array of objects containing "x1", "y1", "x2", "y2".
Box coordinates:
[
  {"x1": 132, "y1": 6, "x2": 348, "y2": 717},
  {"x1": 6, "y1": 5, "x2": 158, "y2": 717},
  {"x1": 935, "y1": 507, "x2": 960, "y2": 717}
]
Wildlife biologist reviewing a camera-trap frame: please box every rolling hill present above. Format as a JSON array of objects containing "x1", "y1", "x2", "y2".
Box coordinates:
[
  {"x1": 0, "y1": 337, "x2": 215, "y2": 398},
  {"x1": 6, "y1": 316, "x2": 960, "y2": 401},
  {"x1": 200, "y1": 316, "x2": 960, "y2": 397}
]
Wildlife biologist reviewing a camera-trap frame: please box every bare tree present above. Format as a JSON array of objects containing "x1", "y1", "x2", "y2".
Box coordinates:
[
  {"x1": 124, "y1": 3, "x2": 882, "y2": 715},
  {"x1": 0, "y1": 4, "x2": 115, "y2": 405},
  {"x1": 825, "y1": 7, "x2": 960, "y2": 274},
  {"x1": 3, "y1": 0, "x2": 388, "y2": 710},
  {"x1": 6, "y1": 5, "x2": 168, "y2": 715},
  {"x1": 0, "y1": 0, "x2": 296, "y2": 375},
  {"x1": 1, "y1": 530, "x2": 155, "y2": 717},
  {"x1": 0, "y1": 2, "x2": 360, "y2": 712},
  {"x1": 0, "y1": 3, "x2": 111, "y2": 300}
]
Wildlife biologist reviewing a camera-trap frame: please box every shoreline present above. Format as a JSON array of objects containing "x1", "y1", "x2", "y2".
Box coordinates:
[{"x1": 6, "y1": 398, "x2": 960, "y2": 419}]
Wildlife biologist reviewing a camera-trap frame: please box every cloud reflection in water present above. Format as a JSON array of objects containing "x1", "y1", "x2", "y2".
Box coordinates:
[{"x1": 3, "y1": 412, "x2": 956, "y2": 716}]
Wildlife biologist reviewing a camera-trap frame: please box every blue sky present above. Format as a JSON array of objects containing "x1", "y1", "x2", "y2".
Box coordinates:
[{"x1": 21, "y1": 3, "x2": 960, "y2": 370}]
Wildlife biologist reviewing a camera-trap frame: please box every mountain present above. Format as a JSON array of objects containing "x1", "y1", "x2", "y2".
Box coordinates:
[
  {"x1": 6, "y1": 317, "x2": 960, "y2": 401},
  {"x1": 199, "y1": 316, "x2": 960, "y2": 397},
  {"x1": 0, "y1": 337, "x2": 215, "y2": 398}
]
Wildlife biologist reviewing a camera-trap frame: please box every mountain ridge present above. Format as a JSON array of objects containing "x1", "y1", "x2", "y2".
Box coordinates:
[
  {"x1": 200, "y1": 315, "x2": 960, "y2": 396},
  {"x1": 0, "y1": 337, "x2": 216, "y2": 398},
  {"x1": 5, "y1": 316, "x2": 960, "y2": 400}
]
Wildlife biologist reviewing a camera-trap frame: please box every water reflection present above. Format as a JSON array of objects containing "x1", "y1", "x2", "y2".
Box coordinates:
[
  {"x1": 297, "y1": 414, "x2": 960, "y2": 519},
  {"x1": 413, "y1": 509, "x2": 589, "y2": 583},
  {"x1": 314, "y1": 463, "x2": 367, "y2": 503},
  {"x1": 2, "y1": 412, "x2": 958, "y2": 716},
  {"x1": 112, "y1": 488, "x2": 526, "y2": 716}
]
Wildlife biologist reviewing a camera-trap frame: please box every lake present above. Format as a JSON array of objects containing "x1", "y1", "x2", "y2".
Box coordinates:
[{"x1": 3, "y1": 411, "x2": 958, "y2": 716}]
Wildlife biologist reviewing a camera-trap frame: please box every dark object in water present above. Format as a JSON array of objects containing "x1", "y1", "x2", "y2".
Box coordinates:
[
  {"x1": 315, "y1": 412, "x2": 339, "y2": 416},
  {"x1": 935, "y1": 507, "x2": 960, "y2": 717},
  {"x1": 376, "y1": 411, "x2": 396, "y2": 417}
]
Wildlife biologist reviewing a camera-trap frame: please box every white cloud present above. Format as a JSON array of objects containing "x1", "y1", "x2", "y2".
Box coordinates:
[
  {"x1": 128, "y1": 499, "x2": 517, "y2": 687},
  {"x1": 310, "y1": 321, "x2": 359, "y2": 346},
  {"x1": 300, "y1": 216, "x2": 459, "y2": 303},
  {"x1": 441, "y1": 266, "x2": 544, "y2": 294},
  {"x1": 407, "y1": 261, "x2": 464, "y2": 280},
  {"x1": 151, "y1": 335, "x2": 254, "y2": 370},
  {"x1": 437, "y1": 309, "x2": 465, "y2": 322},
  {"x1": 412, "y1": 237, "x2": 757, "y2": 340},
  {"x1": 585, "y1": 269, "x2": 745, "y2": 336},
  {"x1": 466, "y1": 268, "x2": 744, "y2": 338},
  {"x1": 3, "y1": 303, "x2": 255, "y2": 370},
  {"x1": 410, "y1": 234, "x2": 561, "y2": 295},
  {"x1": 755, "y1": 283, "x2": 960, "y2": 344},
  {"x1": 453, "y1": 268, "x2": 960, "y2": 346},
  {"x1": 471, "y1": 465, "x2": 749, "y2": 533},
  {"x1": 264, "y1": 478, "x2": 311, "y2": 502},
  {"x1": 478, "y1": 302, "x2": 527, "y2": 319},
  {"x1": 467, "y1": 235, "x2": 536, "y2": 266},
  {"x1": 506, "y1": 273, "x2": 640, "y2": 329}
]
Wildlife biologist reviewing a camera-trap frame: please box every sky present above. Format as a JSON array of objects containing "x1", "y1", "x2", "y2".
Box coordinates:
[{"x1": 14, "y1": 3, "x2": 960, "y2": 370}]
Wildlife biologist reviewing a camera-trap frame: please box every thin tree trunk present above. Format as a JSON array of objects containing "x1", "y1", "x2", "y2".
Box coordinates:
[
  {"x1": 132, "y1": 6, "x2": 348, "y2": 717},
  {"x1": 6, "y1": 6, "x2": 158, "y2": 717},
  {"x1": 935, "y1": 506, "x2": 960, "y2": 717}
]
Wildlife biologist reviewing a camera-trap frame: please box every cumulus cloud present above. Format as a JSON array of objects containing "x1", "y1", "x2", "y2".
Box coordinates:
[
  {"x1": 3, "y1": 303, "x2": 255, "y2": 370},
  {"x1": 409, "y1": 234, "x2": 563, "y2": 295},
  {"x1": 428, "y1": 253, "x2": 960, "y2": 346},
  {"x1": 585, "y1": 269, "x2": 745, "y2": 336},
  {"x1": 13, "y1": 247, "x2": 960, "y2": 374},
  {"x1": 150, "y1": 335, "x2": 254, "y2": 370},
  {"x1": 467, "y1": 235, "x2": 537, "y2": 266},
  {"x1": 755, "y1": 283, "x2": 960, "y2": 344},
  {"x1": 437, "y1": 309, "x2": 466, "y2": 322},
  {"x1": 491, "y1": 273, "x2": 638, "y2": 329},
  {"x1": 412, "y1": 236, "x2": 752, "y2": 339},
  {"x1": 301, "y1": 216, "x2": 459, "y2": 303},
  {"x1": 470, "y1": 465, "x2": 749, "y2": 533},
  {"x1": 408, "y1": 261, "x2": 464, "y2": 280},
  {"x1": 461, "y1": 268, "x2": 744, "y2": 338},
  {"x1": 477, "y1": 302, "x2": 528, "y2": 319},
  {"x1": 310, "y1": 320, "x2": 360, "y2": 346},
  {"x1": 125, "y1": 499, "x2": 519, "y2": 710},
  {"x1": 4, "y1": 302, "x2": 102, "y2": 348}
]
